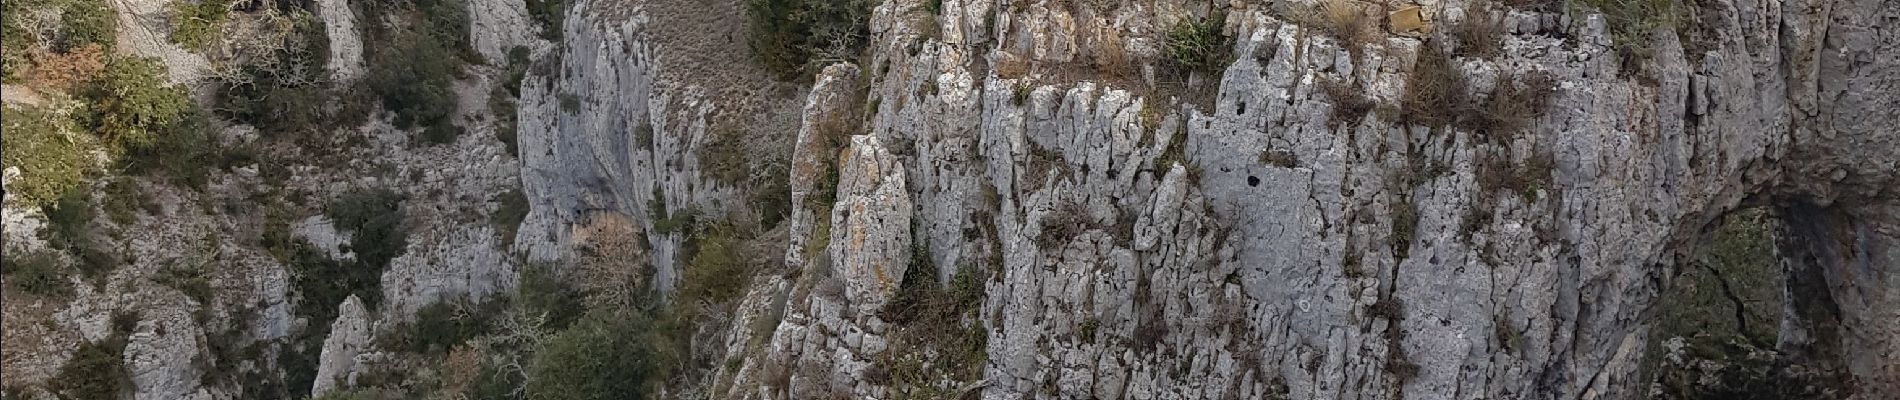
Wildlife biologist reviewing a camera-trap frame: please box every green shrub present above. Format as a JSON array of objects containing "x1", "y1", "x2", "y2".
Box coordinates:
[
  {"x1": 3, "y1": 249, "x2": 73, "y2": 297},
  {"x1": 632, "y1": 120, "x2": 654, "y2": 148},
  {"x1": 488, "y1": 82, "x2": 521, "y2": 156},
  {"x1": 314, "y1": 389, "x2": 378, "y2": 400},
  {"x1": 1387, "y1": 200, "x2": 1418, "y2": 259},
  {"x1": 363, "y1": 0, "x2": 472, "y2": 144},
  {"x1": 744, "y1": 0, "x2": 875, "y2": 81},
  {"x1": 676, "y1": 224, "x2": 753, "y2": 306},
  {"x1": 122, "y1": 107, "x2": 217, "y2": 189},
  {"x1": 1576, "y1": 0, "x2": 1682, "y2": 62},
  {"x1": 59, "y1": 0, "x2": 117, "y2": 52},
  {"x1": 648, "y1": 188, "x2": 696, "y2": 235},
  {"x1": 3, "y1": 385, "x2": 29, "y2": 399},
  {"x1": 518, "y1": 262, "x2": 584, "y2": 331},
  {"x1": 1161, "y1": 16, "x2": 1231, "y2": 76},
  {"x1": 47, "y1": 336, "x2": 131, "y2": 400},
  {"x1": 215, "y1": 16, "x2": 332, "y2": 136},
  {"x1": 1, "y1": 0, "x2": 34, "y2": 83},
  {"x1": 154, "y1": 261, "x2": 213, "y2": 305},
  {"x1": 284, "y1": 239, "x2": 372, "y2": 322},
  {"x1": 403, "y1": 298, "x2": 505, "y2": 354},
  {"x1": 101, "y1": 178, "x2": 152, "y2": 225},
  {"x1": 278, "y1": 230, "x2": 381, "y2": 398},
  {"x1": 327, "y1": 188, "x2": 409, "y2": 270},
  {"x1": 525, "y1": 0, "x2": 567, "y2": 40},
  {"x1": 42, "y1": 189, "x2": 120, "y2": 281},
  {"x1": 169, "y1": 0, "x2": 235, "y2": 50},
  {"x1": 1, "y1": 105, "x2": 98, "y2": 207},
  {"x1": 525, "y1": 315, "x2": 660, "y2": 400},
  {"x1": 370, "y1": 34, "x2": 462, "y2": 138},
  {"x1": 86, "y1": 56, "x2": 192, "y2": 153},
  {"x1": 490, "y1": 188, "x2": 530, "y2": 247}
]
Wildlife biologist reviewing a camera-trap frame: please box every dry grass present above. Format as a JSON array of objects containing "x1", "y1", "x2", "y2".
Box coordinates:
[
  {"x1": 572, "y1": 213, "x2": 650, "y2": 313},
  {"x1": 1036, "y1": 201, "x2": 1094, "y2": 250},
  {"x1": 994, "y1": 50, "x2": 1031, "y2": 79},
  {"x1": 1400, "y1": 43, "x2": 1471, "y2": 128},
  {"x1": 1318, "y1": 77, "x2": 1375, "y2": 127},
  {"x1": 1090, "y1": 26, "x2": 1135, "y2": 79},
  {"x1": 1466, "y1": 71, "x2": 1558, "y2": 141},
  {"x1": 1452, "y1": 6, "x2": 1504, "y2": 59},
  {"x1": 1307, "y1": 0, "x2": 1378, "y2": 55},
  {"x1": 1476, "y1": 149, "x2": 1557, "y2": 204}
]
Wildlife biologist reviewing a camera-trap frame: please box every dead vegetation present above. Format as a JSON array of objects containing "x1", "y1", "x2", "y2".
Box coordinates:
[
  {"x1": 1468, "y1": 71, "x2": 1559, "y2": 141},
  {"x1": 1402, "y1": 42, "x2": 1558, "y2": 136},
  {"x1": 1304, "y1": 0, "x2": 1379, "y2": 55},
  {"x1": 1451, "y1": 6, "x2": 1504, "y2": 60},
  {"x1": 1318, "y1": 76, "x2": 1375, "y2": 127},
  {"x1": 1401, "y1": 42, "x2": 1473, "y2": 128},
  {"x1": 1035, "y1": 200, "x2": 1095, "y2": 249}
]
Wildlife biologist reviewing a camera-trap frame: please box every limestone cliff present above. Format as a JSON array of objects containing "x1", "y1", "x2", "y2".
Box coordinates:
[
  {"x1": 514, "y1": 0, "x2": 1899, "y2": 398},
  {"x1": 2, "y1": 0, "x2": 1895, "y2": 399}
]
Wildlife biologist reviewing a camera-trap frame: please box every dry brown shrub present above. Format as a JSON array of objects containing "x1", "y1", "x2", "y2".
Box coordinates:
[
  {"x1": 1452, "y1": 6, "x2": 1505, "y2": 59},
  {"x1": 1400, "y1": 43, "x2": 1471, "y2": 127},
  {"x1": 1318, "y1": 76, "x2": 1375, "y2": 127},
  {"x1": 438, "y1": 344, "x2": 485, "y2": 398},
  {"x1": 27, "y1": 45, "x2": 107, "y2": 92},
  {"x1": 1467, "y1": 70, "x2": 1558, "y2": 140},
  {"x1": 1091, "y1": 26, "x2": 1133, "y2": 80},
  {"x1": 1307, "y1": 0, "x2": 1378, "y2": 54},
  {"x1": 571, "y1": 212, "x2": 649, "y2": 313},
  {"x1": 994, "y1": 50, "x2": 1030, "y2": 79}
]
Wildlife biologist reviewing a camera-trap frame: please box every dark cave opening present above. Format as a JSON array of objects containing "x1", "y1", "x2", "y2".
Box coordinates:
[{"x1": 1645, "y1": 206, "x2": 1858, "y2": 399}]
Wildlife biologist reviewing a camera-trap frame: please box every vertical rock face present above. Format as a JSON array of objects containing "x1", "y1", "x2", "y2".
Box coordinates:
[
  {"x1": 830, "y1": 135, "x2": 913, "y2": 314},
  {"x1": 311, "y1": 296, "x2": 369, "y2": 398},
  {"x1": 464, "y1": 0, "x2": 540, "y2": 63},
  {"x1": 1, "y1": 0, "x2": 1889, "y2": 398},
  {"x1": 505, "y1": 0, "x2": 1900, "y2": 398},
  {"x1": 513, "y1": 0, "x2": 672, "y2": 285},
  {"x1": 315, "y1": 0, "x2": 365, "y2": 82}
]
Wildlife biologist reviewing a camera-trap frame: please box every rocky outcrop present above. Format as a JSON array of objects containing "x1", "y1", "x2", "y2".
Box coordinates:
[
  {"x1": 10, "y1": 0, "x2": 1888, "y2": 398},
  {"x1": 829, "y1": 135, "x2": 913, "y2": 314},
  {"x1": 540, "y1": 0, "x2": 1893, "y2": 398},
  {"x1": 464, "y1": 0, "x2": 540, "y2": 63},
  {"x1": 314, "y1": 0, "x2": 365, "y2": 82},
  {"x1": 311, "y1": 296, "x2": 369, "y2": 398}
]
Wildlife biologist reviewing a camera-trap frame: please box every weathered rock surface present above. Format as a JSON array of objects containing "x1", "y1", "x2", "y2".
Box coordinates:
[
  {"x1": 829, "y1": 135, "x2": 913, "y2": 314},
  {"x1": 512, "y1": 0, "x2": 1900, "y2": 398},
  {"x1": 311, "y1": 296, "x2": 369, "y2": 398},
  {"x1": 315, "y1": 0, "x2": 365, "y2": 82},
  {"x1": 4, "y1": 0, "x2": 1895, "y2": 398}
]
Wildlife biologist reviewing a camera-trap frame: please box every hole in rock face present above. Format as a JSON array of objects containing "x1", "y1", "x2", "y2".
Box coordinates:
[
  {"x1": 1238, "y1": 101, "x2": 1247, "y2": 115},
  {"x1": 1643, "y1": 207, "x2": 1855, "y2": 398},
  {"x1": 1107, "y1": 169, "x2": 1120, "y2": 180},
  {"x1": 1247, "y1": 176, "x2": 1260, "y2": 187}
]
